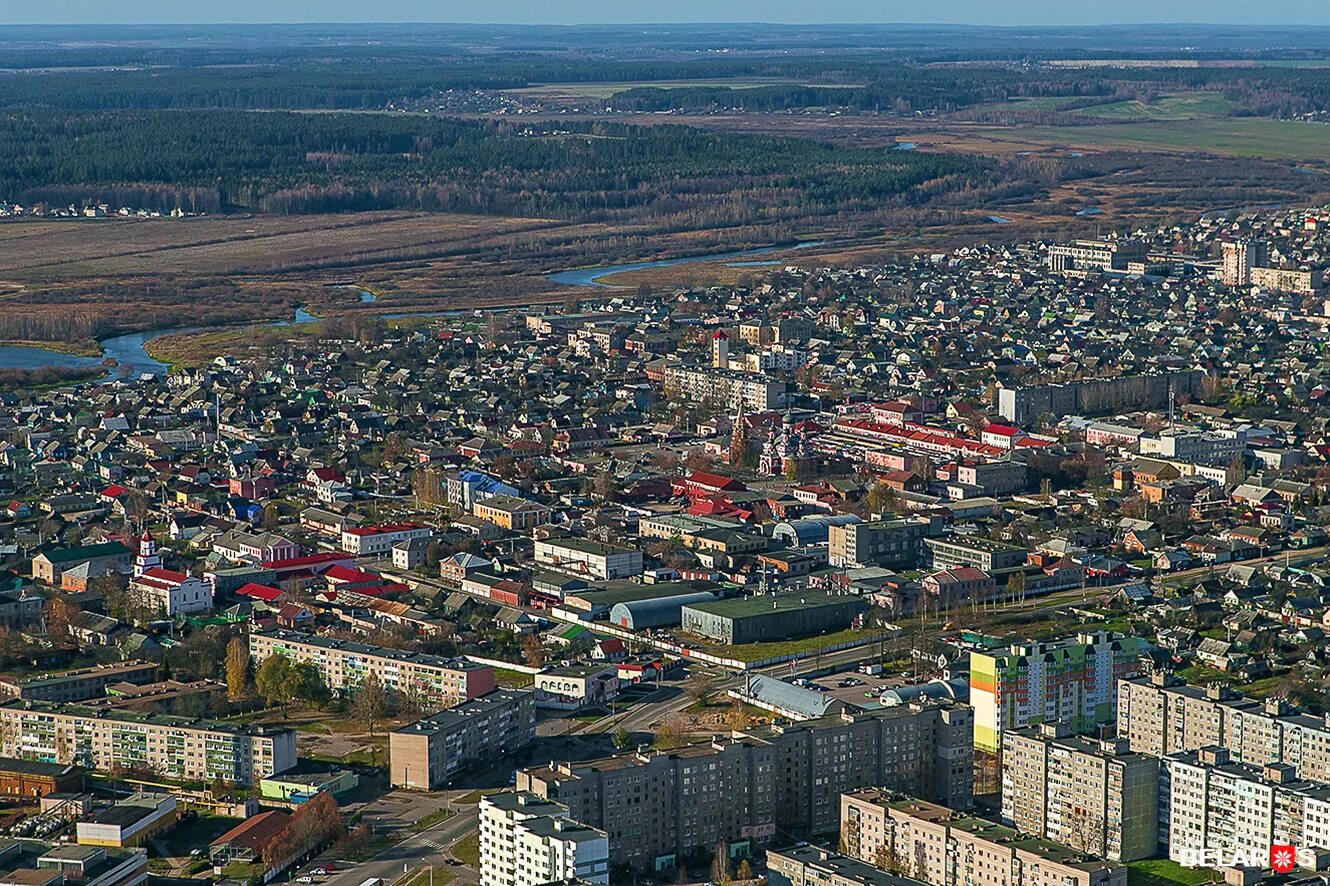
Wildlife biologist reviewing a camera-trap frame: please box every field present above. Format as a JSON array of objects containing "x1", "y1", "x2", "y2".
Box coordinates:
[
  {"x1": 988, "y1": 118, "x2": 1330, "y2": 161},
  {"x1": 990, "y1": 92, "x2": 1237, "y2": 120}
]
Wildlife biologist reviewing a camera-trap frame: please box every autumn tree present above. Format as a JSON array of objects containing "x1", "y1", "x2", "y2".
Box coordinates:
[
  {"x1": 612, "y1": 725, "x2": 632, "y2": 750},
  {"x1": 44, "y1": 597, "x2": 76, "y2": 643},
  {"x1": 351, "y1": 673, "x2": 388, "y2": 736},
  {"x1": 710, "y1": 843, "x2": 733, "y2": 886},
  {"x1": 225, "y1": 637, "x2": 251, "y2": 702},
  {"x1": 684, "y1": 672, "x2": 718, "y2": 707},
  {"x1": 521, "y1": 633, "x2": 547, "y2": 668}
]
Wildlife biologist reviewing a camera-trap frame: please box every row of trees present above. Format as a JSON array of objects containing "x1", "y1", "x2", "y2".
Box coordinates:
[{"x1": 0, "y1": 109, "x2": 977, "y2": 219}]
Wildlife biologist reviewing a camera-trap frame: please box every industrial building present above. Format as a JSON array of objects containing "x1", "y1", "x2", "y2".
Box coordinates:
[
  {"x1": 0, "y1": 757, "x2": 85, "y2": 798},
  {"x1": 680, "y1": 591, "x2": 867, "y2": 645}
]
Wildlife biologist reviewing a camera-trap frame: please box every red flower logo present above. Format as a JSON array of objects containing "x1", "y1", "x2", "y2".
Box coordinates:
[{"x1": 1271, "y1": 844, "x2": 1297, "y2": 874}]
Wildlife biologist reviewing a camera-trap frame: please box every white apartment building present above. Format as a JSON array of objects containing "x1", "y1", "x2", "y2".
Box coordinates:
[
  {"x1": 479, "y1": 792, "x2": 609, "y2": 886},
  {"x1": 1162, "y1": 747, "x2": 1330, "y2": 866},
  {"x1": 661, "y1": 364, "x2": 789, "y2": 411}
]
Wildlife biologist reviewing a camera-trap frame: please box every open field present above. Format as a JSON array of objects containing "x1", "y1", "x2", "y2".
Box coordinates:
[
  {"x1": 983, "y1": 92, "x2": 1237, "y2": 120},
  {"x1": 984, "y1": 118, "x2": 1330, "y2": 161}
]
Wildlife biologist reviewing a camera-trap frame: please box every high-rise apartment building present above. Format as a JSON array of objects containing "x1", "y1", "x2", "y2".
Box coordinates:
[
  {"x1": 517, "y1": 703, "x2": 973, "y2": 870},
  {"x1": 1222, "y1": 240, "x2": 1267, "y2": 287},
  {"x1": 479, "y1": 792, "x2": 609, "y2": 886},
  {"x1": 1161, "y1": 747, "x2": 1330, "y2": 865},
  {"x1": 1117, "y1": 674, "x2": 1330, "y2": 782},
  {"x1": 390, "y1": 689, "x2": 536, "y2": 790},
  {"x1": 969, "y1": 632, "x2": 1146, "y2": 754},
  {"x1": 839, "y1": 792, "x2": 1126, "y2": 886},
  {"x1": 1001, "y1": 723, "x2": 1158, "y2": 861}
]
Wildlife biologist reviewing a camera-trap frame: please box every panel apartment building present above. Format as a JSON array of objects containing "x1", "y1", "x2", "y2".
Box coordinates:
[
  {"x1": 0, "y1": 701, "x2": 296, "y2": 786},
  {"x1": 661, "y1": 363, "x2": 790, "y2": 411},
  {"x1": 997, "y1": 371, "x2": 1201, "y2": 425},
  {"x1": 479, "y1": 792, "x2": 609, "y2": 886},
  {"x1": 1001, "y1": 723, "x2": 1158, "y2": 862},
  {"x1": 1161, "y1": 747, "x2": 1330, "y2": 866},
  {"x1": 517, "y1": 703, "x2": 973, "y2": 870},
  {"x1": 390, "y1": 688, "x2": 536, "y2": 790},
  {"x1": 1117, "y1": 674, "x2": 1330, "y2": 782},
  {"x1": 969, "y1": 631, "x2": 1146, "y2": 754},
  {"x1": 249, "y1": 629, "x2": 494, "y2": 705},
  {"x1": 839, "y1": 792, "x2": 1126, "y2": 886}
]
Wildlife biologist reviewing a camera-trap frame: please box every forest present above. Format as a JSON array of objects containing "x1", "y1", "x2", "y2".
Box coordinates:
[{"x1": 0, "y1": 110, "x2": 980, "y2": 218}]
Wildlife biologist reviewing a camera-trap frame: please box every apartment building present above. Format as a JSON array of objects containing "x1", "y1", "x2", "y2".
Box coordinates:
[
  {"x1": 828, "y1": 518, "x2": 940, "y2": 569},
  {"x1": 661, "y1": 363, "x2": 789, "y2": 411},
  {"x1": 767, "y1": 846, "x2": 924, "y2": 886},
  {"x1": 534, "y1": 537, "x2": 643, "y2": 581},
  {"x1": 249, "y1": 629, "x2": 494, "y2": 704},
  {"x1": 1001, "y1": 723, "x2": 1158, "y2": 861},
  {"x1": 969, "y1": 631, "x2": 1146, "y2": 754},
  {"x1": 517, "y1": 703, "x2": 972, "y2": 870},
  {"x1": 0, "y1": 661, "x2": 159, "y2": 703},
  {"x1": 1222, "y1": 240, "x2": 1267, "y2": 286},
  {"x1": 926, "y1": 537, "x2": 1026, "y2": 573},
  {"x1": 1117, "y1": 674, "x2": 1330, "y2": 782},
  {"x1": 1162, "y1": 747, "x2": 1330, "y2": 865},
  {"x1": 0, "y1": 701, "x2": 296, "y2": 786},
  {"x1": 955, "y1": 461, "x2": 1027, "y2": 497},
  {"x1": 1250, "y1": 266, "x2": 1321, "y2": 294},
  {"x1": 479, "y1": 792, "x2": 609, "y2": 886},
  {"x1": 390, "y1": 689, "x2": 536, "y2": 790},
  {"x1": 840, "y1": 792, "x2": 1126, "y2": 886}
]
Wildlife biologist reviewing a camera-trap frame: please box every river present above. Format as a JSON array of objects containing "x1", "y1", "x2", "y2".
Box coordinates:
[{"x1": 0, "y1": 242, "x2": 817, "y2": 378}]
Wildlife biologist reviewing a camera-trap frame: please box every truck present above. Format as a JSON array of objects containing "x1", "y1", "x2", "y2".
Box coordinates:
[
  {"x1": 858, "y1": 664, "x2": 883, "y2": 676},
  {"x1": 359, "y1": 878, "x2": 383, "y2": 886}
]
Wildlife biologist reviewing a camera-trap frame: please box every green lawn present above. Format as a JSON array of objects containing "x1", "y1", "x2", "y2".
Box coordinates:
[
  {"x1": 451, "y1": 831, "x2": 481, "y2": 868},
  {"x1": 454, "y1": 788, "x2": 498, "y2": 805},
  {"x1": 409, "y1": 808, "x2": 455, "y2": 832},
  {"x1": 1127, "y1": 858, "x2": 1218, "y2": 886},
  {"x1": 1081, "y1": 93, "x2": 1237, "y2": 121},
  {"x1": 701, "y1": 628, "x2": 880, "y2": 663},
  {"x1": 494, "y1": 668, "x2": 535, "y2": 688}
]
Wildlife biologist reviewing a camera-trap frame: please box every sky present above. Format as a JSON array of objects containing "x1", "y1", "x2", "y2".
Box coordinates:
[{"x1": 5, "y1": 0, "x2": 1330, "y2": 26}]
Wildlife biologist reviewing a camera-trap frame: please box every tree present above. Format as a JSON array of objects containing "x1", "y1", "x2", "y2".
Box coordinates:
[
  {"x1": 255, "y1": 653, "x2": 300, "y2": 718},
  {"x1": 521, "y1": 633, "x2": 547, "y2": 668},
  {"x1": 225, "y1": 637, "x2": 251, "y2": 702},
  {"x1": 654, "y1": 715, "x2": 688, "y2": 750},
  {"x1": 865, "y1": 483, "x2": 901, "y2": 517},
  {"x1": 735, "y1": 860, "x2": 754, "y2": 882},
  {"x1": 684, "y1": 673, "x2": 718, "y2": 707},
  {"x1": 260, "y1": 504, "x2": 280, "y2": 531},
  {"x1": 44, "y1": 597, "x2": 76, "y2": 643},
  {"x1": 351, "y1": 673, "x2": 388, "y2": 736},
  {"x1": 710, "y1": 844, "x2": 733, "y2": 886},
  {"x1": 1007, "y1": 570, "x2": 1027, "y2": 604},
  {"x1": 293, "y1": 662, "x2": 331, "y2": 708},
  {"x1": 725, "y1": 699, "x2": 753, "y2": 733},
  {"x1": 612, "y1": 725, "x2": 632, "y2": 750}
]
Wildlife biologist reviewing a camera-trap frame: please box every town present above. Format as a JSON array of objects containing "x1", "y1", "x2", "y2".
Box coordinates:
[{"x1": 0, "y1": 201, "x2": 1329, "y2": 886}]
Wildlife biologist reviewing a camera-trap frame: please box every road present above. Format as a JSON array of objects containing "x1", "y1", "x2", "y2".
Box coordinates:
[
  {"x1": 1157, "y1": 544, "x2": 1330, "y2": 587},
  {"x1": 321, "y1": 807, "x2": 479, "y2": 886}
]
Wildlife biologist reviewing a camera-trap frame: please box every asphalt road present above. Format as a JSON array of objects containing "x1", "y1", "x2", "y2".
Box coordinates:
[{"x1": 319, "y1": 808, "x2": 479, "y2": 886}]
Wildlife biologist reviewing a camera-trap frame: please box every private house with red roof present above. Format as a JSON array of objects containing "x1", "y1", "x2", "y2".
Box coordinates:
[
  {"x1": 322, "y1": 564, "x2": 385, "y2": 591},
  {"x1": 130, "y1": 566, "x2": 214, "y2": 617}
]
